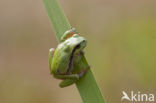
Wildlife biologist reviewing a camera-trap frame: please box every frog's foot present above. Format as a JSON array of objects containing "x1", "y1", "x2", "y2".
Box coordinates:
[
  {"x1": 57, "y1": 66, "x2": 90, "y2": 88},
  {"x1": 59, "y1": 79, "x2": 77, "y2": 88},
  {"x1": 49, "y1": 48, "x2": 55, "y2": 74},
  {"x1": 78, "y1": 65, "x2": 90, "y2": 78},
  {"x1": 61, "y1": 28, "x2": 77, "y2": 42}
]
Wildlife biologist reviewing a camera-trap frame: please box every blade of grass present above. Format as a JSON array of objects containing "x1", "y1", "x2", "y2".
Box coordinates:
[{"x1": 43, "y1": 0, "x2": 106, "y2": 103}]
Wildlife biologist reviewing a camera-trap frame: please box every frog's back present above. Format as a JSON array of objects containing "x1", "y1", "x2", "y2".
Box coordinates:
[{"x1": 51, "y1": 43, "x2": 71, "y2": 74}]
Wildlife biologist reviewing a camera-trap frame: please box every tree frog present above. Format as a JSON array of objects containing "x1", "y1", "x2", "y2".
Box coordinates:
[{"x1": 49, "y1": 28, "x2": 89, "y2": 88}]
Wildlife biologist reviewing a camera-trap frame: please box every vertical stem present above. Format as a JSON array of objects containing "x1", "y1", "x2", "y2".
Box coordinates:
[{"x1": 43, "y1": 0, "x2": 106, "y2": 103}]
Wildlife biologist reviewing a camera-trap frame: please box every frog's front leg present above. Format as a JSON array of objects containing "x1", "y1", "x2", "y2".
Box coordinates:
[
  {"x1": 78, "y1": 66, "x2": 90, "y2": 78},
  {"x1": 74, "y1": 52, "x2": 90, "y2": 78},
  {"x1": 49, "y1": 48, "x2": 55, "y2": 74},
  {"x1": 61, "y1": 28, "x2": 77, "y2": 42}
]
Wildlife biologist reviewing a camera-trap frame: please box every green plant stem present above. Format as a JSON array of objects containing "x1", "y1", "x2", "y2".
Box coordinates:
[{"x1": 43, "y1": 0, "x2": 106, "y2": 103}]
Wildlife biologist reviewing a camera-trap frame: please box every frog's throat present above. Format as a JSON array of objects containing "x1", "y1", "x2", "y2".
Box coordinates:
[{"x1": 67, "y1": 43, "x2": 81, "y2": 74}]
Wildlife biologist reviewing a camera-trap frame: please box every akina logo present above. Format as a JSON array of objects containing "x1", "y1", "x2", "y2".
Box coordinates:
[{"x1": 121, "y1": 91, "x2": 154, "y2": 102}]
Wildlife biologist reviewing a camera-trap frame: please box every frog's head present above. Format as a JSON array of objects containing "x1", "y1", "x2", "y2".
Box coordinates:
[
  {"x1": 63, "y1": 33, "x2": 87, "y2": 55},
  {"x1": 72, "y1": 35, "x2": 87, "y2": 55}
]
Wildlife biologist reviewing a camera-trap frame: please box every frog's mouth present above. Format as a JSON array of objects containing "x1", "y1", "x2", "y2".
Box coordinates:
[{"x1": 67, "y1": 43, "x2": 81, "y2": 74}]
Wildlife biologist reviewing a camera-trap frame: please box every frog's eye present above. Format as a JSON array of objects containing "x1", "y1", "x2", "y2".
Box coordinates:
[
  {"x1": 82, "y1": 40, "x2": 86, "y2": 42},
  {"x1": 76, "y1": 43, "x2": 81, "y2": 49}
]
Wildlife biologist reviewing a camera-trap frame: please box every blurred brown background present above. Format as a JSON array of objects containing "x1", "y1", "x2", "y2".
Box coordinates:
[{"x1": 0, "y1": 0, "x2": 156, "y2": 103}]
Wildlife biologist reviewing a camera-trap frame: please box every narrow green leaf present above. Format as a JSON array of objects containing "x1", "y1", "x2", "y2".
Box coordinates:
[
  {"x1": 43, "y1": 0, "x2": 70, "y2": 41},
  {"x1": 43, "y1": 0, "x2": 106, "y2": 103}
]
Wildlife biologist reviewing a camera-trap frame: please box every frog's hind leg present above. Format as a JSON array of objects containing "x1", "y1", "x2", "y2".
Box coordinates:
[
  {"x1": 78, "y1": 65, "x2": 90, "y2": 78},
  {"x1": 59, "y1": 79, "x2": 77, "y2": 88},
  {"x1": 59, "y1": 66, "x2": 90, "y2": 88},
  {"x1": 49, "y1": 48, "x2": 55, "y2": 74},
  {"x1": 61, "y1": 28, "x2": 77, "y2": 42},
  {"x1": 54, "y1": 73, "x2": 79, "y2": 80}
]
